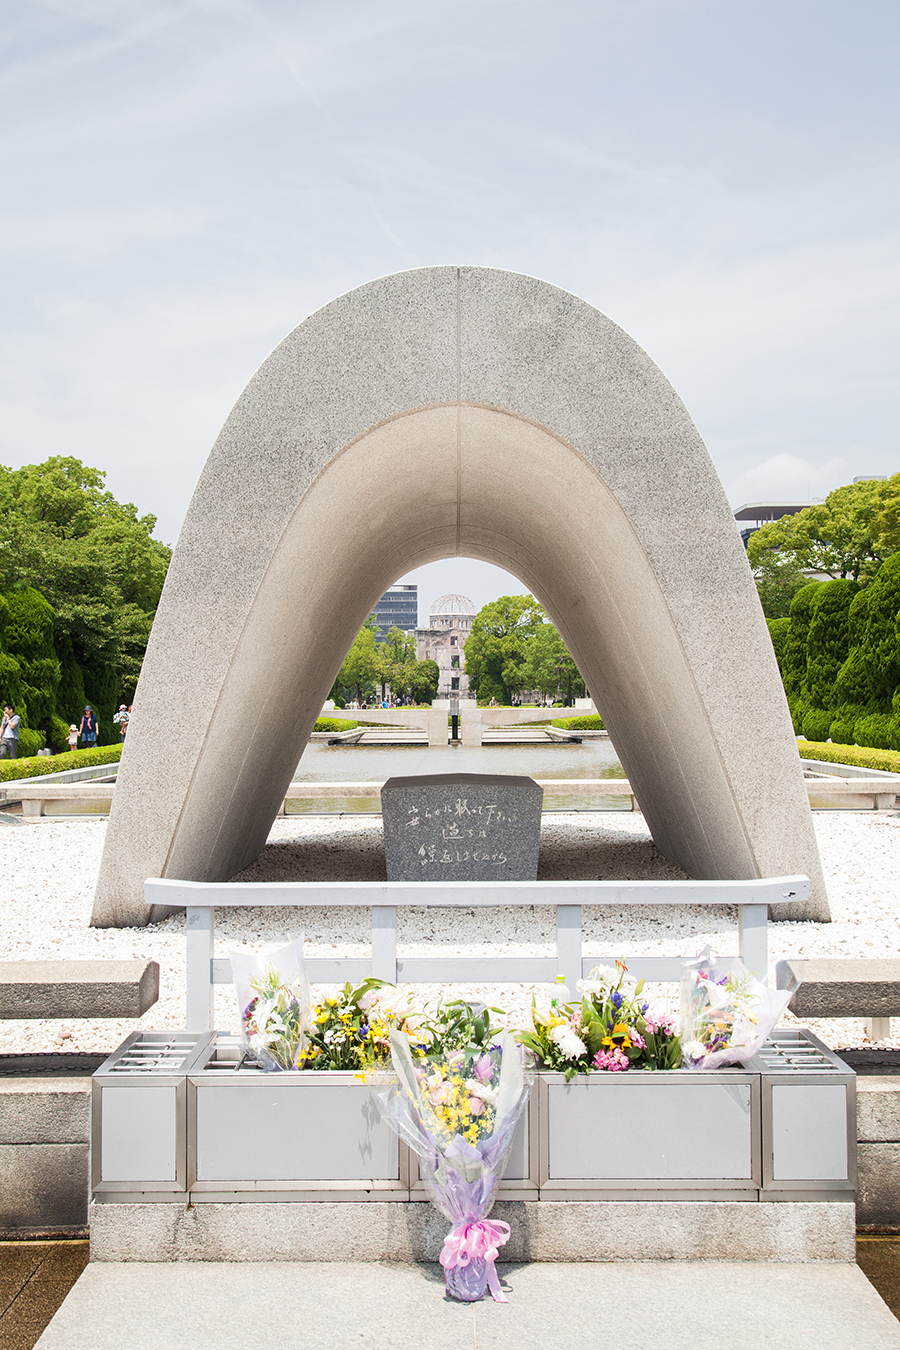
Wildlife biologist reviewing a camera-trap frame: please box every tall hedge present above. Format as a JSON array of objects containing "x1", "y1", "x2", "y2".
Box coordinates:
[{"x1": 770, "y1": 554, "x2": 900, "y2": 750}]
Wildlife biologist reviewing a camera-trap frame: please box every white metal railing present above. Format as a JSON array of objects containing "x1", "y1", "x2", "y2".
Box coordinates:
[{"x1": 144, "y1": 876, "x2": 810, "y2": 1032}]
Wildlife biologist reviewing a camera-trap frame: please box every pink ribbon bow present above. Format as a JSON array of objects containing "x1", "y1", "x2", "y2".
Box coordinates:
[{"x1": 439, "y1": 1219, "x2": 512, "y2": 1303}]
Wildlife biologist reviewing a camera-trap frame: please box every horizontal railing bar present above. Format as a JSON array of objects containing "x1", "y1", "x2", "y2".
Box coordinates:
[
  {"x1": 152, "y1": 876, "x2": 807, "y2": 908},
  {"x1": 211, "y1": 954, "x2": 749, "y2": 986}
]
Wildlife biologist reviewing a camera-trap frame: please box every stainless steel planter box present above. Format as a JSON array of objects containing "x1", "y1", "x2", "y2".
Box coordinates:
[
  {"x1": 187, "y1": 1038, "x2": 407, "y2": 1201},
  {"x1": 92, "y1": 1031, "x2": 214, "y2": 1201},
  {"x1": 757, "y1": 1030, "x2": 856, "y2": 1201},
  {"x1": 536, "y1": 1066, "x2": 761, "y2": 1201},
  {"x1": 92, "y1": 1029, "x2": 855, "y2": 1206}
]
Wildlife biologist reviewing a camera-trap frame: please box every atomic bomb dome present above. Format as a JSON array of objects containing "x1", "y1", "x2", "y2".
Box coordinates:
[{"x1": 430, "y1": 593, "x2": 476, "y2": 619}]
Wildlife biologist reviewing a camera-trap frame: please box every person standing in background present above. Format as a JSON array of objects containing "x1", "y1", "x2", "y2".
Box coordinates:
[
  {"x1": 113, "y1": 705, "x2": 130, "y2": 740},
  {"x1": 79, "y1": 706, "x2": 98, "y2": 749},
  {"x1": 1, "y1": 705, "x2": 19, "y2": 759}
]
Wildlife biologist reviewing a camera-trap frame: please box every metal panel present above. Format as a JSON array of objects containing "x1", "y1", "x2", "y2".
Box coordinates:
[
  {"x1": 545, "y1": 1074, "x2": 757, "y2": 1182},
  {"x1": 191, "y1": 1076, "x2": 399, "y2": 1184},
  {"x1": 98, "y1": 1081, "x2": 181, "y2": 1184},
  {"x1": 770, "y1": 1084, "x2": 849, "y2": 1182},
  {"x1": 407, "y1": 1104, "x2": 535, "y2": 1198}
]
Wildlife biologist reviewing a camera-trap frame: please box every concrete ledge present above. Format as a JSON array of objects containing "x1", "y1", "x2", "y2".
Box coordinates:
[
  {"x1": 0, "y1": 1078, "x2": 90, "y2": 1144},
  {"x1": 88, "y1": 1199, "x2": 856, "y2": 1263},
  {"x1": 858, "y1": 1078, "x2": 900, "y2": 1143},
  {"x1": 0, "y1": 1142, "x2": 88, "y2": 1230},
  {"x1": 857, "y1": 1143, "x2": 900, "y2": 1228},
  {"x1": 0, "y1": 960, "x2": 159, "y2": 1019},
  {"x1": 776, "y1": 959, "x2": 900, "y2": 1017}
]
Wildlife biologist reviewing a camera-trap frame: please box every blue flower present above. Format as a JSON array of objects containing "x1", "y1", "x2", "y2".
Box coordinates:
[
  {"x1": 641, "y1": 1002, "x2": 649, "y2": 1014},
  {"x1": 611, "y1": 991, "x2": 623, "y2": 1009}
]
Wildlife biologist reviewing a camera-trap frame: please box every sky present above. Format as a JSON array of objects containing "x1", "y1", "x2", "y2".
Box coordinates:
[{"x1": 2, "y1": 0, "x2": 899, "y2": 624}]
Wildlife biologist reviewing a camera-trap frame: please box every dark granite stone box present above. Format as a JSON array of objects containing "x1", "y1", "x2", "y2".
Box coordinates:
[{"x1": 381, "y1": 772, "x2": 543, "y2": 882}]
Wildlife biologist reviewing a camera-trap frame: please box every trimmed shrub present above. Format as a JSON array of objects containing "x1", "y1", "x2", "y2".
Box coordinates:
[
  {"x1": 801, "y1": 708, "x2": 834, "y2": 743},
  {"x1": 782, "y1": 583, "x2": 821, "y2": 697},
  {"x1": 796, "y1": 740, "x2": 900, "y2": 775},
  {"x1": 766, "y1": 617, "x2": 790, "y2": 674},
  {"x1": 0, "y1": 587, "x2": 60, "y2": 731},
  {"x1": 805, "y1": 579, "x2": 859, "y2": 709},
  {"x1": 0, "y1": 742, "x2": 122, "y2": 783},
  {"x1": 829, "y1": 704, "x2": 863, "y2": 745},
  {"x1": 853, "y1": 712, "x2": 900, "y2": 752},
  {"x1": 855, "y1": 552, "x2": 900, "y2": 704},
  {"x1": 16, "y1": 726, "x2": 44, "y2": 757},
  {"x1": 550, "y1": 714, "x2": 606, "y2": 731},
  {"x1": 787, "y1": 694, "x2": 810, "y2": 736},
  {"x1": 313, "y1": 718, "x2": 359, "y2": 733}
]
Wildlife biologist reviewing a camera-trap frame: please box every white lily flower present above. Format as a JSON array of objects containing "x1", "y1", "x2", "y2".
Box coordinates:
[{"x1": 466, "y1": 1080, "x2": 498, "y2": 1106}]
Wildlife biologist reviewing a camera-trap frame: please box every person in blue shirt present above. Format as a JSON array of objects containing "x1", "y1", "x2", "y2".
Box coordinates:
[{"x1": 79, "y1": 706, "x2": 98, "y2": 748}]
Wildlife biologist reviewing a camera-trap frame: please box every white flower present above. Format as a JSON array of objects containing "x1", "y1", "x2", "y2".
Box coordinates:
[
  {"x1": 549, "y1": 1024, "x2": 587, "y2": 1059},
  {"x1": 586, "y1": 965, "x2": 616, "y2": 987},
  {"x1": 467, "y1": 1080, "x2": 498, "y2": 1106},
  {"x1": 684, "y1": 1040, "x2": 708, "y2": 1062},
  {"x1": 357, "y1": 990, "x2": 380, "y2": 1011},
  {"x1": 576, "y1": 979, "x2": 605, "y2": 997}
]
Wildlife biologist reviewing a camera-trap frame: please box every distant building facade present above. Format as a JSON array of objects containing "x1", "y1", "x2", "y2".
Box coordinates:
[
  {"x1": 372, "y1": 584, "x2": 418, "y2": 638},
  {"x1": 733, "y1": 502, "x2": 814, "y2": 549},
  {"x1": 415, "y1": 593, "x2": 476, "y2": 698}
]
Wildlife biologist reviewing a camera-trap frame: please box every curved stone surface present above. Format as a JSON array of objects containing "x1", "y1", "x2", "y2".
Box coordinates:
[{"x1": 93, "y1": 266, "x2": 828, "y2": 926}]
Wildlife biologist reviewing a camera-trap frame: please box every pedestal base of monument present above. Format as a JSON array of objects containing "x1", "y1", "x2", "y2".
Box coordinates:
[{"x1": 87, "y1": 1198, "x2": 856, "y2": 1263}]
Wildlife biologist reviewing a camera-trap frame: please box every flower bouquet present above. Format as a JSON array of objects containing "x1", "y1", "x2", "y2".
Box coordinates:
[
  {"x1": 304, "y1": 978, "x2": 423, "y2": 1071},
  {"x1": 519, "y1": 963, "x2": 681, "y2": 1078},
  {"x1": 229, "y1": 940, "x2": 311, "y2": 1072},
  {"x1": 372, "y1": 1000, "x2": 533, "y2": 1304},
  {"x1": 679, "y1": 948, "x2": 795, "y2": 1070}
]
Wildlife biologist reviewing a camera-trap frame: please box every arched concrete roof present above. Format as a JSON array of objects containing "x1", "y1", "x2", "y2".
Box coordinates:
[{"x1": 92, "y1": 266, "x2": 828, "y2": 926}]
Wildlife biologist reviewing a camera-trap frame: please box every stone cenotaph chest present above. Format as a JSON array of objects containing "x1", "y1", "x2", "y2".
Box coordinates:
[{"x1": 381, "y1": 772, "x2": 543, "y2": 881}]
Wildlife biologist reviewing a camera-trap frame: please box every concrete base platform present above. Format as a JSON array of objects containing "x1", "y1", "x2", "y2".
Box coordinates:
[
  {"x1": 89, "y1": 1200, "x2": 857, "y2": 1263},
  {"x1": 35, "y1": 1260, "x2": 900, "y2": 1349}
]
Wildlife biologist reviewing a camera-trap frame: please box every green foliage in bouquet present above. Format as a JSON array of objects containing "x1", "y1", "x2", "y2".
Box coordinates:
[
  {"x1": 519, "y1": 963, "x2": 681, "y2": 1080},
  {"x1": 304, "y1": 978, "x2": 404, "y2": 1070}
]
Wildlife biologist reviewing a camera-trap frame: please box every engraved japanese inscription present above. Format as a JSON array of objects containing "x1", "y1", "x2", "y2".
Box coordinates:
[{"x1": 381, "y1": 773, "x2": 544, "y2": 881}]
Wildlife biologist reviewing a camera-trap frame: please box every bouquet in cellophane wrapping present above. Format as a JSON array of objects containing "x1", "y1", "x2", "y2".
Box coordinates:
[
  {"x1": 373, "y1": 1001, "x2": 533, "y2": 1304},
  {"x1": 229, "y1": 939, "x2": 312, "y2": 1072},
  {"x1": 679, "y1": 947, "x2": 796, "y2": 1070}
]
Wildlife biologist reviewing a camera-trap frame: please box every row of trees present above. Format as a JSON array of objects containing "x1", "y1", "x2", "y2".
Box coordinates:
[
  {"x1": 0, "y1": 457, "x2": 171, "y2": 753},
  {"x1": 749, "y1": 474, "x2": 900, "y2": 618},
  {"x1": 752, "y1": 475, "x2": 900, "y2": 750},
  {"x1": 464, "y1": 595, "x2": 586, "y2": 705},
  {"x1": 330, "y1": 618, "x2": 440, "y2": 705}
]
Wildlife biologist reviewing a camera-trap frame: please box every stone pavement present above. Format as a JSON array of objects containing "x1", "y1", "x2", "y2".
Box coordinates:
[{"x1": 31, "y1": 1259, "x2": 900, "y2": 1350}]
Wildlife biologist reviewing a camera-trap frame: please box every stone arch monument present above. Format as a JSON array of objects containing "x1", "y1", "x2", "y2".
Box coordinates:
[{"x1": 92, "y1": 267, "x2": 828, "y2": 926}]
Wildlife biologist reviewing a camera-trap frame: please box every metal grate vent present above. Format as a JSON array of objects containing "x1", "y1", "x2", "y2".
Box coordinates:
[
  {"x1": 757, "y1": 1031, "x2": 843, "y2": 1074},
  {"x1": 105, "y1": 1032, "x2": 204, "y2": 1074},
  {"x1": 196, "y1": 1036, "x2": 265, "y2": 1074}
]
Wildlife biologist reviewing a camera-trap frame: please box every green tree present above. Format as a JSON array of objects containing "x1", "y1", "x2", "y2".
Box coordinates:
[
  {"x1": 408, "y1": 658, "x2": 440, "y2": 705},
  {"x1": 0, "y1": 457, "x2": 171, "y2": 716},
  {"x1": 746, "y1": 474, "x2": 900, "y2": 584},
  {"x1": 464, "y1": 595, "x2": 545, "y2": 704},
  {"x1": 518, "y1": 620, "x2": 586, "y2": 705},
  {"x1": 332, "y1": 620, "x2": 380, "y2": 704}
]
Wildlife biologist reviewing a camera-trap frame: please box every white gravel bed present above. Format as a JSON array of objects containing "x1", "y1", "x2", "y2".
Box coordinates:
[{"x1": 0, "y1": 810, "x2": 897, "y2": 1055}]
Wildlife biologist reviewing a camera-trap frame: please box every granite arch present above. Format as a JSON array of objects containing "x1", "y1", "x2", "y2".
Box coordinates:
[{"x1": 92, "y1": 267, "x2": 828, "y2": 926}]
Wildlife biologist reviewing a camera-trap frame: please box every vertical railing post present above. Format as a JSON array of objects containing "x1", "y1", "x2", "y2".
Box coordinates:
[
  {"x1": 186, "y1": 905, "x2": 215, "y2": 1030},
  {"x1": 556, "y1": 905, "x2": 582, "y2": 991},
  {"x1": 372, "y1": 905, "x2": 398, "y2": 983},
  {"x1": 738, "y1": 903, "x2": 768, "y2": 983}
]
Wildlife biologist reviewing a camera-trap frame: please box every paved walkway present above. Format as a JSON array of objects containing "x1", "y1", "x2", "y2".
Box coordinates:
[{"x1": 31, "y1": 1260, "x2": 900, "y2": 1350}]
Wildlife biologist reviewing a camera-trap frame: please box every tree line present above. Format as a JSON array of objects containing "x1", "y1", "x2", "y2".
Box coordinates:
[
  {"x1": 750, "y1": 473, "x2": 900, "y2": 749},
  {"x1": 330, "y1": 618, "x2": 440, "y2": 705},
  {"x1": 0, "y1": 457, "x2": 170, "y2": 754}
]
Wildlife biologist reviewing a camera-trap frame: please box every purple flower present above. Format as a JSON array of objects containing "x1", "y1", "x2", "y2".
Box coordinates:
[
  {"x1": 611, "y1": 991, "x2": 623, "y2": 1009},
  {"x1": 472, "y1": 1053, "x2": 494, "y2": 1083}
]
